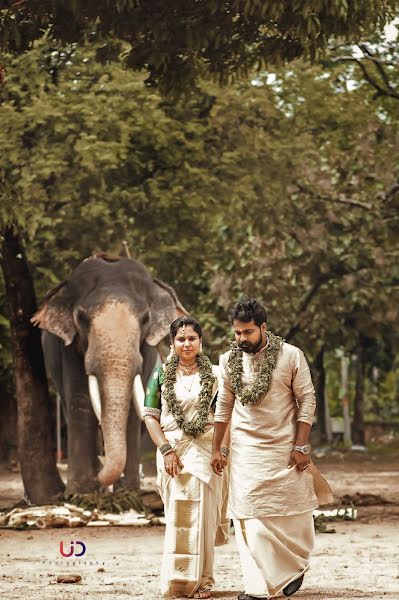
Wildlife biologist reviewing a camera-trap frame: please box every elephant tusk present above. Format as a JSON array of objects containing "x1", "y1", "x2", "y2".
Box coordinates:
[
  {"x1": 88, "y1": 375, "x2": 102, "y2": 422},
  {"x1": 132, "y1": 374, "x2": 145, "y2": 421}
]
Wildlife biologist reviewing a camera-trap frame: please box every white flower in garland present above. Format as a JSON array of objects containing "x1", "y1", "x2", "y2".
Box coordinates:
[{"x1": 228, "y1": 332, "x2": 283, "y2": 405}]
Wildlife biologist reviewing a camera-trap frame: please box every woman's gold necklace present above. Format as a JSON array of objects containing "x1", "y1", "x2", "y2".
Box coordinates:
[
  {"x1": 178, "y1": 360, "x2": 198, "y2": 375},
  {"x1": 178, "y1": 360, "x2": 198, "y2": 393}
]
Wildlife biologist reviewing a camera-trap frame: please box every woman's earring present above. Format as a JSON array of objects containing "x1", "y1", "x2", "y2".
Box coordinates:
[{"x1": 199, "y1": 342, "x2": 203, "y2": 352}]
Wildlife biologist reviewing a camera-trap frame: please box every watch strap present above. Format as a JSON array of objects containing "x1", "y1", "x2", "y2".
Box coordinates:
[{"x1": 294, "y1": 444, "x2": 309, "y2": 454}]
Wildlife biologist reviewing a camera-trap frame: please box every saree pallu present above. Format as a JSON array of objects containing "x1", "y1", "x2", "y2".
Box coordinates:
[{"x1": 157, "y1": 426, "x2": 229, "y2": 598}]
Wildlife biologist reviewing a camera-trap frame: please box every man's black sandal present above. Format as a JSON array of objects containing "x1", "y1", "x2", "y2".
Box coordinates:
[
  {"x1": 238, "y1": 594, "x2": 268, "y2": 600},
  {"x1": 282, "y1": 574, "x2": 304, "y2": 596}
]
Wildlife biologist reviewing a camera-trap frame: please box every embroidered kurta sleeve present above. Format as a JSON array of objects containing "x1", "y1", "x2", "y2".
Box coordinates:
[
  {"x1": 214, "y1": 353, "x2": 235, "y2": 423},
  {"x1": 292, "y1": 348, "x2": 316, "y2": 425},
  {"x1": 143, "y1": 366, "x2": 162, "y2": 421}
]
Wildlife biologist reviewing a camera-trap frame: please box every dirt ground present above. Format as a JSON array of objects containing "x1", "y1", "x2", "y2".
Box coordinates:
[{"x1": 1, "y1": 451, "x2": 399, "y2": 600}]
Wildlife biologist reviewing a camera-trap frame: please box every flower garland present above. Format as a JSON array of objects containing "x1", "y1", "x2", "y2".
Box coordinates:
[
  {"x1": 227, "y1": 332, "x2": 283, "y2": 406},
  {"x1": 162, "y1": 353, "x2": 215, "y2": 437}
]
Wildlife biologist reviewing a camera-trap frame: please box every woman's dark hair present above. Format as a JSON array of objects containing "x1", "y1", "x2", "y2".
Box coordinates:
[
  {"x1": 228, "y1": 297, "x2": 267, "y2": 327},
  {"x1": 170, "y1": 316, "x2": 202, "y2": 341}
]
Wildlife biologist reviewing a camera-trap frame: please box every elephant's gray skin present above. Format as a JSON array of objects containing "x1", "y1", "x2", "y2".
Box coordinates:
[{"x1": 32, "y1": 254, "x2": 185, "y2": 494}]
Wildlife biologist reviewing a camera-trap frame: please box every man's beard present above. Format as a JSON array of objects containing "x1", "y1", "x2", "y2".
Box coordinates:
[{"x1": 239, "y1": 332, "x2": 263, "y2": 354}]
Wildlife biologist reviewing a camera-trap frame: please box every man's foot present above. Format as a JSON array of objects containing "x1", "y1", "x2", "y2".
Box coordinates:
[
  {"x1": 238, "y1": 594, "x2": 268, "y2": 600},
  {"x1": 194, "y1": 588, "x2": 211, "y2": 599},
  {"x1": 282, "y1": 574, "x2": 304, "y2": 597}
]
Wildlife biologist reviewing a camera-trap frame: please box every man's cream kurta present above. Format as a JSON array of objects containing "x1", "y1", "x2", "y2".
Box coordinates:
[{"x1": 214, "y1": 340, "x2": 319, "y2": 519}]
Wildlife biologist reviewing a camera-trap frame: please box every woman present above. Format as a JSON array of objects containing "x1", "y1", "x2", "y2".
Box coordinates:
[{"x1": 143, "y1": 316, "x2": 230, "y2": 599}]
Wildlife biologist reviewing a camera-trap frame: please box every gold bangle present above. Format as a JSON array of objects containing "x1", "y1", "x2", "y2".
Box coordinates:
[{"x1": 159, "y1": 442, "x2": 173, "y2": 456}]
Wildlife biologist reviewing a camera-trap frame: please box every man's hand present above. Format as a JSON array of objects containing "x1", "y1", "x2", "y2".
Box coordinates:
[
  {"x1": 210, "y1": 450, "x2": 225, "y2": 476},
  {"x1": 164, "y1": 451, "x2": 183, "y2": 477},
  {"x1": 288, "y1": 449, "x2": 310, "y2": 472}
]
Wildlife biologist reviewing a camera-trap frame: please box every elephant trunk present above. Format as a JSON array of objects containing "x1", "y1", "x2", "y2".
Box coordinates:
[{"x1": 97, "y1": 363, "x2": 134, "y2": 486}]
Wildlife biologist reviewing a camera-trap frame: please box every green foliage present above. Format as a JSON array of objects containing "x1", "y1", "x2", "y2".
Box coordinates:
[
  {"x1": 364, "y1": 361, "x2": 399, "y2": 421},
  {"x1": 0, "y1": 42, "x2": 223, "y2": 306},
  {"x1": 0, "y1": 1, "x2": 397, "y2": 94},
  {"x1": 1, "y1": 29, "x2": 398, "y2": 421},
  {"x1": 62, "y1": 489, "x2": 145, "y2": 514},
  {"x1": 197, "y1": 58, "x2": 399, "y2": 361}
]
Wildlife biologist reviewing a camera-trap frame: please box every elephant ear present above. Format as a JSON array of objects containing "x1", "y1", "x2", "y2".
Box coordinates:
[
  {"x1": 145, "y1": 279, "x2": 188, "y2": 347},
  {"x1": 30, "y1": 281, "x2": 77, "y2": 346}
]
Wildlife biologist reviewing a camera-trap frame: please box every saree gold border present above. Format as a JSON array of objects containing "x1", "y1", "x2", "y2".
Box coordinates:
[
  {"x1": 171, "y1": 473, "x2": 203, "y2": 592},
  {"x1": 174, "y1": 499, "x2": 194, "y2": 530}
]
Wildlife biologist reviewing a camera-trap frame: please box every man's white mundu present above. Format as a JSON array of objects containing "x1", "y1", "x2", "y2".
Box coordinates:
[{"x1": 215, "y1": 341, "x2": 321, "y2": 598}]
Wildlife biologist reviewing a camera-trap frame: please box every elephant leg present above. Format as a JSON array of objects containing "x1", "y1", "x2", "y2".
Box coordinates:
[
  {"x1": 114, "y1": 403, "x2": 141, "y2": 491},
  {"x1": 62, "y1": 344, "x2": 101, "y2": 494}
]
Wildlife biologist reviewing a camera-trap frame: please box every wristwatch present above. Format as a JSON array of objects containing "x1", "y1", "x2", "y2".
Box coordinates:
[{"x1": 293, "y1": 444, "x2": 310, "y2": 454}]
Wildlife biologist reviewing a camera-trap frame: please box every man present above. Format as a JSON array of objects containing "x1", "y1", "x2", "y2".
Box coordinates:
[{"x1": 211, "y1": 298, "x2": 332, "y2": 600}]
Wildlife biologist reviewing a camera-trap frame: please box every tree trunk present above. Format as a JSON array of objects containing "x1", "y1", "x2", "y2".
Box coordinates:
[
  {"x1": 0, "y1": 373, "x2": 18, "y2": 462},
  {"x1": 0, "y1": 224, "x2": 65, "y2": 503},
  {"x1": 352, "y1": 338, "x2": 366, "y2": 445},
  {"x1": 313, "y1": 347, "x2": 328, "y2": 443},
  {"x1": 341, "y1": 353, "x2": 352, "y2": 447}
]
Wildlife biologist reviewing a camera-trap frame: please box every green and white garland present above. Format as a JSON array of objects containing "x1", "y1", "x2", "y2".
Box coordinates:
[
  {"x1": 228, "y1": 332, "x2": 283, "y2": 405},
  {"x1": 162, "y1": 353, "x2": 215, "y2": 437}
]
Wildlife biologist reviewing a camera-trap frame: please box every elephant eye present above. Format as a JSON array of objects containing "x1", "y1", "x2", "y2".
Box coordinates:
[
  {"x1": 76, "y1": 307, "x2": 90, "y2": 328},
  {"x1": 142, "y1": 312, "x2": 150, "y2": 325}
]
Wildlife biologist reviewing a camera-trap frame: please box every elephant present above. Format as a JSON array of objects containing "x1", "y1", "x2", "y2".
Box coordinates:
[{"x1": 31, "y1": 254, "x2": 186, "y2": 494}]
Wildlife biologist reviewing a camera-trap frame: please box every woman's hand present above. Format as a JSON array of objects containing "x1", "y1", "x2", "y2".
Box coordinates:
[{"x1": 164, "y1": 451, "x2": 184, "y2": 477}]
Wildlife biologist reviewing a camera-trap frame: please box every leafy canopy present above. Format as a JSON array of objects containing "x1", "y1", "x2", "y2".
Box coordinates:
[
  {"x1": 1, "y1": 0, "x2": 398, "y2": 93},
  {"x1": 1, "y1": 28, "x2": 398, "y2": 418}
]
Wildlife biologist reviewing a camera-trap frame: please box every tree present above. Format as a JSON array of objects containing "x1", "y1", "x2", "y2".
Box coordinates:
[
  {"x1": 0, "y1": 225, "x2": 65, "y2": 502},
  {"x1": 198, "y1": 63, "x2": 398, "y2": 327},
  {"x1": 0, "y1": 41, "x2": 224, "y2": 302},
  {"x1": 194, "y1": 54, "x2": 399, "y2": 439},
  {"x1": 1, "y1": 1, "x2": 397, "y2": 94}
]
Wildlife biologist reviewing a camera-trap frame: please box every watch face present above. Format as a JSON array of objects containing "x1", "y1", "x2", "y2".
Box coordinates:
[{"x1": 296, "y1": 444, "x2": 309, "y2": 453}]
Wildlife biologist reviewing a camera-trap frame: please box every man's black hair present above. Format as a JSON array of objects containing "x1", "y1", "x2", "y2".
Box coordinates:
[{"x1": 228, "y1": 297, "x2": 267, "y2": 327}]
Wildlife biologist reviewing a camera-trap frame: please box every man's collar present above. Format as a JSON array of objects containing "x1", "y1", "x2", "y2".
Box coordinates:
[{"x1": 257, "y1": 334, "x2": 270, "y2": 354}]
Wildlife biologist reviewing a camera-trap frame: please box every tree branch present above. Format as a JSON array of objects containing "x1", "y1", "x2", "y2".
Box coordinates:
[
  {"x1": 284, "y1": 264, "x2": 372, "y2": 341},
  {"x1": 331, "y1": 54, "x2": 399, "y2": 101},
  {"x1": 384, "y1": 182, "x2": 399, "y2": 201},
  {"x1": 284, "y1": 275, "x2": 329, "y2": 341},
  {"x1": 361, "y1": 57, "x2": 394, "y2": 91},
  {"x1": 295, "y1": 183, "x2": 373, "y2": 210}
]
